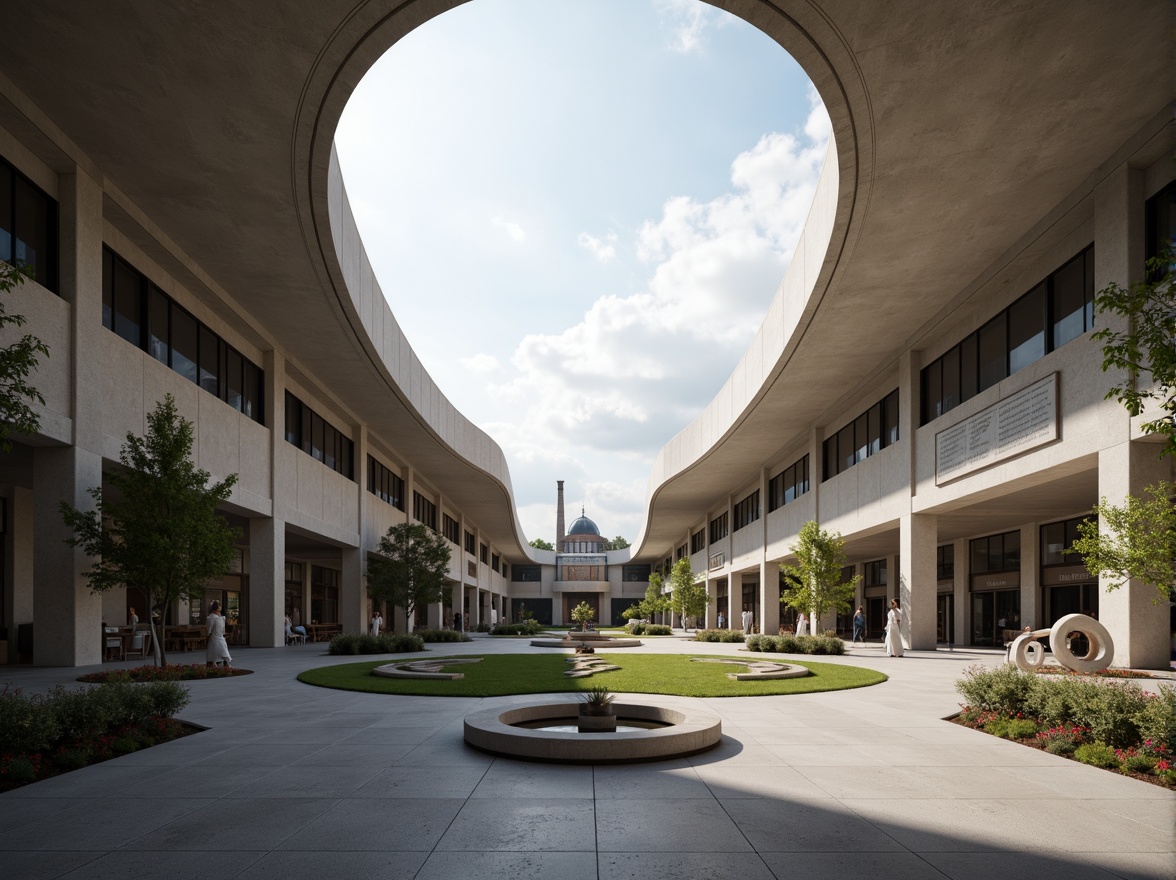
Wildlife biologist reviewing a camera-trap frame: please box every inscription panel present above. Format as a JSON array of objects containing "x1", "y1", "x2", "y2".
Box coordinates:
[{"x1": 936, "y1": 374, "x2": 1058, "y2": 485}]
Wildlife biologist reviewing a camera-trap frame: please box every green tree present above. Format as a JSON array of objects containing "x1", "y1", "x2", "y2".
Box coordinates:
[
  {"x1": 570, "y1": 600, "x2": 596, "y2": 631},
  {"x1": 1067, "y1": 482, "x2": 1176, "y2": 604},
  {"x1": 528, "y1": 538, "x2": 554, "y2": 551},
  {"x1": 605, "y1": 535, "x2": 630, "y2": 550},
  {"x1": 668, "y1": 557, "x2": 707, "y2": 631},
  {"x1": 0, "y1": 261, "x2": 49, "y2": 451},
  {"x1": 642, "y1": 570, "x2": 670, "y2": 621},
  {"x1": 367, "y1": 522, "x2": 453, "y2": 631},
  {"x1": 779, "y1": 520, "x2": 860, "y2": 624},
  {"x1": 1092, "y1": 248, "x2": 1176, "y2": 456},
  {"x1": 59, "y1": 395, "x2": 240, "y2": 666}
]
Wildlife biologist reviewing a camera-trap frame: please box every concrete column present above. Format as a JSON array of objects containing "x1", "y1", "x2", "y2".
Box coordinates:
[
  {"x1": 1019, "y1": 522, "x2": 1040, "y2": 630},
  {"x1": 450, "y1": 583, "x2": 462, "y2": 630},
  {"x1": 706, "y1": 578, "x2": 717, "y2": 628},
  {"x1": 341, "y1": 546, "x2": 365, "y2": 634},
  {"x1": 899, "y1": 512, "x2": 937, "y2": 650},
  {"x1": 725, "y1": 580, "x2": 737, "y2": 634},
  {"x1": 4, "y1": 487, "x2": 34, "y2": 663},
  {"x1": 248, "y1": 516, "x2": 284, "y2": 647},
  {"x1": 758, "y1": 559, "x2": 779, "y2": 636},
  {"x1": 1098, "y1": 441, "x2": 1171, "y2": 668},
  {"x1": 953, "y1": 538, "x2": 968, "y2": 646},
  {"x1": 427, "y1": 601, "x2": 442, "y2": 629},
  {"x1": 33, "y1": 446, "x2": 103, "y2": 665},
  {"x1": 60, "y1": 169, "x2": 104, "y2": 453}
]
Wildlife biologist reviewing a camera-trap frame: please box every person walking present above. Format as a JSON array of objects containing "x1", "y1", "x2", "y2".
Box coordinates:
[
  {"x1": 370, "y1": 609, "x2": 382, "y2": 637},
  {"x1": 796, "y1": 611, "x2": 808, "y2": 637},
  {"x1": 717, "y1": 610, "x2": 725, "y2": 629},
  {"x1": 885, "y1": 599, "x2": 904, "y2": 657},
  {"x1": 205, "y1": 600, "x2": 232, "y2": 669},
  {"x1": 852, "y1": 606, "x2": 866, "y2": 644}
]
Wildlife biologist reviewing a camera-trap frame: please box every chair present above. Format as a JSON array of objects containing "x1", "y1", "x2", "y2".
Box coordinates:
[
  {"x1": 285, "y1": 622, "x2": 305, "y2": 646},
  {"x1": 105, "y1": 634, "x2": 124, "y2": 661},
  {"x1": 126, "y1": 630, "x2": 149, "y2": 660}
]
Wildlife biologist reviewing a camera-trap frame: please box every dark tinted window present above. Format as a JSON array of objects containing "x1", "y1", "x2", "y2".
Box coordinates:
[
  {"x1": 113, "y1": 256, "x2": 141, "y2": 346},
  {"x1": 171, "y1": 306, "x2": 198, "y2": 383},
  {"x1": 12, "y1": 175, "x2": 56, "y2": 290},
  {"x1": 148, "y1": 286, "x2": 169, "y2": 365},
  {"x1": 977, "y1": 312, "x2": 1007, "y2": 392},
  {"x1": 1051, "y1": 253, "x2": 1087, "y2": 348},
  {"x1": 1008, "y1": 283, "x2": 1046, "y2": 374},
  {"x1": 198, "y1": 324, "x2": 219, "y2": 396},
  {"x1": 224, "y1": 348, "x2": 243, "y2": 411}
]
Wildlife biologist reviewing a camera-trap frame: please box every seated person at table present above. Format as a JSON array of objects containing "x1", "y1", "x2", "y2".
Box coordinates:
[{"x1": 285, "y1": 614, "x2": 308, "y2": 643}]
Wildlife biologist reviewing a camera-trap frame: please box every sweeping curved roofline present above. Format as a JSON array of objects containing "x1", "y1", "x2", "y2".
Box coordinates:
[{"x1": 302, "y1": 1, "x2": 862, "y2": 563}]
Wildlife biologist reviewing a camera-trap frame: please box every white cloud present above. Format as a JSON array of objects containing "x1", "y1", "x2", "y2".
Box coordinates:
[
  {"x1": 485, "y1": 91, "x2": 831, "y2": 463},
  {"x1": 655, "y1": 0, "x2": 717, "y2": 53},
  {"x1": 492, "y1": 215, "x2": 527, "y2": 242},
  {"x1": 578, "y1": 231, "x2": 618, "y2": 262},
  {"x1": 460, "y1": 353, "x2": 501, "y2": 374}
]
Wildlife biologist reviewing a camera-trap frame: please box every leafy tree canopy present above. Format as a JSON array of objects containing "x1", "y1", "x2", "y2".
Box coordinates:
[
  {"x1": 528, "y1": 538, "x2": 554, "y2": 551},
  {"x1": 1068, "y1": 481, "x2": 1176, "y2": 604},
  {"x1": 605, "y1": 535, "x2": 630, "y2": 550},
  {"x1": 668, "y1": 557, "x2": 707, "y2": 630},
  {"x1": 367, "y1": 522, "x2": 453, "y2": 630},
  {"x1": 1093, "y1": 249, "x2": 1176, "y2": 456},
  {"x1": 0, "y1": 261, "x2": 49, "y2": 451},
  {"x1": 59, "y1": 394, "x2": 240, "y2": 665},
  {"x1": 642, "y1": 570, "x2": 669, "y2": 617},
  {"x1": 780, "y1": 520, "x2": 860, "y2": 621},
  {"x1": 570, "y1": 600, "x2": 596, "y2": 630}
]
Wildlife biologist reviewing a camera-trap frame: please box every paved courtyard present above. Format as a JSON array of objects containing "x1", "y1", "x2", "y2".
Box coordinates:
[{"x1": 0, "y1": 636, "x2": 1172, "y2": 880}]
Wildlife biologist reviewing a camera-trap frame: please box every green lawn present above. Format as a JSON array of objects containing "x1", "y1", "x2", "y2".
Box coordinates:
[{"x1": 297, "y1": 653, "x2": 886, "y2": 698}]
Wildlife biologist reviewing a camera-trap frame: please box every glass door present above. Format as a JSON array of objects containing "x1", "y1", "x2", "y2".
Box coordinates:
[
  {"x1": 971, "y1": 592, "x2": 994, "y2": 645},
  {"x1": 937, "y1": 594, "x2": 953, "y2": 643}
]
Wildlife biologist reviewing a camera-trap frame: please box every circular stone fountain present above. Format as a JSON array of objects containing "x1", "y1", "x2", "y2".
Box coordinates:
[
  {"x1": 530, "y1": 630, "x2": 642, "y2": 649},
  {"x1": 463, "y1": 701, "x2": 722, "y2": 763}
]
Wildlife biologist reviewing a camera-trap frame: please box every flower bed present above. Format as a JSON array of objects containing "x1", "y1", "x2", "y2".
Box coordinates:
[
  {"x1": 78, "y1": 664, "x2": 250, "y2": 683},
  {"x1": 1032, "y1": 666, "x2": 1151, "y2": 679},
  {"x1": 954, "y1": 664, "x2": 1175, "y2": 788},
  {"x1": 0, "y1": 681, "x2": 193, "y2": 792}
]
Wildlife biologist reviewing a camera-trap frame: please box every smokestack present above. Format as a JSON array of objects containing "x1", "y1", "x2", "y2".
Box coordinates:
[{"x1": 556, "y1": 480, "x2": 565, "y2": 544}]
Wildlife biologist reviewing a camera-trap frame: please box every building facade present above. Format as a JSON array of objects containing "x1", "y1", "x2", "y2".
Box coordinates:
[{"x1": 0, "y1": 2, "x2": 1171, "y2": 667}]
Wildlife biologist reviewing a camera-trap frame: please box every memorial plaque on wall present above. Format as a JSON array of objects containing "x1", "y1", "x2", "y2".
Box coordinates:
[{"x1": 936, "y1": 373, "x2": 1058, "y2": 485}]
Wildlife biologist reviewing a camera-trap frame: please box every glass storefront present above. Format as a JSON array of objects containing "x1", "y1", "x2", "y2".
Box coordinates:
[
  {"x1": 970, "y1": 531, "x2": 1021, "y2": 646},
  {"x1": 937, "y1": 592, "x2": 954, "y2": 644}
]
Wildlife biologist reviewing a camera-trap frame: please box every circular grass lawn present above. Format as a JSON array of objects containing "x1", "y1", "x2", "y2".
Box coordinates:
[{"x1": 297, "y1": 653, "x2": 886, "y2": 698}]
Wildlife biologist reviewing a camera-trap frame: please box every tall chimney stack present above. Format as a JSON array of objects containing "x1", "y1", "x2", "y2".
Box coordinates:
[{"x1": 556, "y1": 480, "x2": 566, "y2": 544}]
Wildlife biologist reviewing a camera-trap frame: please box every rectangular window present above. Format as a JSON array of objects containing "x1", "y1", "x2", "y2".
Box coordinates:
[
  {"x1": 2, "y1": 158, "x2": 58, "y2": 292},
  {"x1": 959, "y1": 334, "x2": 978, "y2": 404},
  {"x1": 733, "y1": 490, "x2": 760, "y2": 531},
  {"x1": 243, "y1": 361, "x2": 263, "y2": 422},
  {"x1": 413, "y1": 491, "x2": 438, "y2": 531},
  {"x1": 690, "y1": 528, "x2": 706, "y2": 554},
  {"x1": 147, "y1": 285, "x2": 169, "y2": 365},
  {"x1": 923, "y1": 358, "x2": 942, "y2": 424},
  {"x1": 198, "y1": 323, "x2": 219, "y2": 396},
  {"x1": 443, "y1": 513, "x2": 460, "y2": 545},
  {"x1": 1008, "y1": 282, "x2": 1046, "y2": 375},
  {"x1": 513, "y1": 565, "x2": 542, "y2": 582},
  {"x1": 883, "y1": 390, "x2": 899, "y2": 446},
  {"x1": 940, "y1": 346, "x2": 960, "y2": 415},
  {"x1": 285, "y1": 392, "x2": 353, "y2": 479},
  {"x1": 863, "y1": 559, "x2": 887, "y2": 587},
  {"x1": 769, "y1": 455, "x2": 810, "y2": 511},
  {"x1": 977, "y1": 312, "x2": 1007, "y2": 392},
  {"x1": 366, "y1": 456, "x2": 404, "y2": 509},
  {"x1": 853, "y1": 412, "x2": 869, "y2": 464},
  {"x1": 479, "y1": 543, "x2": 488, "y2": 565},
  {"x1": 970, "y1": 530, "x2": 1020, "y2": 573},
  {"x1": 823, "y1": 392, "x2": 899, "y2": 481},
  {"x1": 113, "y1": 254, "x2": 142, "y2": 347},
  {"x1": 224, "y1": 347, "x2": 244, "y2": 412},
  {"x1": 937, "y1": 545, "x2": 954, "y2": 580},
  {"x1": 310, "y1": 565, "x2": 339, "y2": 624},
  {"x1": 623, "y1": 564, "x2": 651, "y2": 582},
  {"x1": 1145, "y1": 180, "x2": 1174, "y2": 275},
  {"x1": 492, "y1": 553, "x2": 500, "y2": 573},
  {"x1": 465, "y1": 530, "x2": 476, "y2": 555},
  {"x1": 709, "y1": 512, "x2": 728, "y2": 543},
  {"x1": 101, "y1": 248, "x2": 113, "y2": 329},
  {"x1": 837, "y1": 422, "x2": 855, "y2": 474},
  {"x1": 1051, "y1": 252, "x2": 1088, "y2": 349},
  {"x1": 170, "y1": 305, "x2": 199, "y2": 384}
]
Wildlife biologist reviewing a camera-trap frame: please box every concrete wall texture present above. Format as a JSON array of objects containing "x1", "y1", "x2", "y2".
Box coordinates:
[{"x1": 0, "y1": 1, "x2": 1171, "y2": 667}]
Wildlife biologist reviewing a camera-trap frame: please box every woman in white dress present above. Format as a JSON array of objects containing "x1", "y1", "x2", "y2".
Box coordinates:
[
  {"x1": 796, "y1": 611, "x2": 808, "y2": 637},
  {"x1": 885, "y1": 599, "x2": 904, "y2": 657},
  {"x1": 206, "y1": 600, "x2": 232, "y2": 668},
  {"x1": 370, "y1": 610, "x2": 382, "y2": 637}
]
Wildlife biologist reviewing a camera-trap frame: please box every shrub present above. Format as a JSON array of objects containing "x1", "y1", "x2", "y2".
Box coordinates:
[
  {"x1": 643, "y1": 625, "x2": 672, "y2": 636},
  {"x1": 414, "y1": 628, "x2": 471, "y2": 643},
  {"x1": 328, "y1": 633, "x2": 424, "y2": 655},
  {"x1": 475, "y1": 622, "x2": 491, "y2": 633},
  {"x1": 0, "y1": 754, "x2": 40, "y2": 785},
  {"x1": 983, "y1": 717, "x2": 1039, "y2": 740},
  {"x1": 0, "y1": 687, "x2": 61, "y2": 754},
  {"x1": 1035, "y1": 723, "x2": 1089, "y2": 756},
  {"x1": 745, "y1": 635, "x2": 764, "y2": 651},
  {"x1": 1120, "y1": 752, "x2": 1158, "y2": 774},
  {"x1": 1133, "y1": 685, "x2": 1176, "y2": 752},
  {"x1": 1074, "y1": 742, "x2": 1119, "y2": 769},
  {"x1": 955, "y1": 665, "x2": 1041, "y2": 715},
  {"x1": 491, "y1": 621, "x2": 539, "y2": 636}
]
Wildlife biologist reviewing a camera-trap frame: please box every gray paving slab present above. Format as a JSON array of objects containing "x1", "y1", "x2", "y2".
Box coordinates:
[{"x1": 0, "y1": 638, "x2": 1170, "y2": 879}]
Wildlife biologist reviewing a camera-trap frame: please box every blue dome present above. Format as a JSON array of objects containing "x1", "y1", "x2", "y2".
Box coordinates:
[{"x1": 567, "y1": 515, "x2": 599, "y2": 536}]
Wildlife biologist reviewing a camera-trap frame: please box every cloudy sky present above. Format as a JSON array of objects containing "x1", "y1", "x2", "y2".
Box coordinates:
[{"x1": 335, "y1": 0, "x2": 828, "y2": 546}]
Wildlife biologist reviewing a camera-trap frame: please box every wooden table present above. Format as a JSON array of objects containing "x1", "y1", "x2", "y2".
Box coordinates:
[
  {"x1": 164, "y1": 626, "x2": 208, "y2": 653},
  {"x1": 305, "y1": 623, "x2": 342, "y2": 642}
]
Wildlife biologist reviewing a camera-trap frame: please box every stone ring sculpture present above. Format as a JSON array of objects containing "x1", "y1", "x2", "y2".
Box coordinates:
[{"x1": 1008, "y1": 613, "x2": 1114, "y2": 674}]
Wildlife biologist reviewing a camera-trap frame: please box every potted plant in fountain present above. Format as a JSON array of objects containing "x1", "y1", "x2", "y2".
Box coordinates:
[
  {"x1": 570, "y1": 601, "x2": 597, "y2": 652},
  {"x1": 578, "y1": 685, "x2": 617, "y2": 732}
]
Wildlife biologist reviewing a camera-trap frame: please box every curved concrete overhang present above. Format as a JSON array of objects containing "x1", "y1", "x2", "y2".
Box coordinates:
[{"x1": 0, "y1": 2, "x2": 1168, "y2": 563}]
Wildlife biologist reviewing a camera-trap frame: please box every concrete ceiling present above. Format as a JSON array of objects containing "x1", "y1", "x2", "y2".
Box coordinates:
[{"x1": 0, "y1": 1, "x2": 1170, "y2": 562}]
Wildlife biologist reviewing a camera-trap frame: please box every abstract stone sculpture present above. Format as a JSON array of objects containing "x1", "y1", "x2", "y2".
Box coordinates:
[{"x1": 1008, "y1": 613, "x2": 1114, "y2": 674}]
